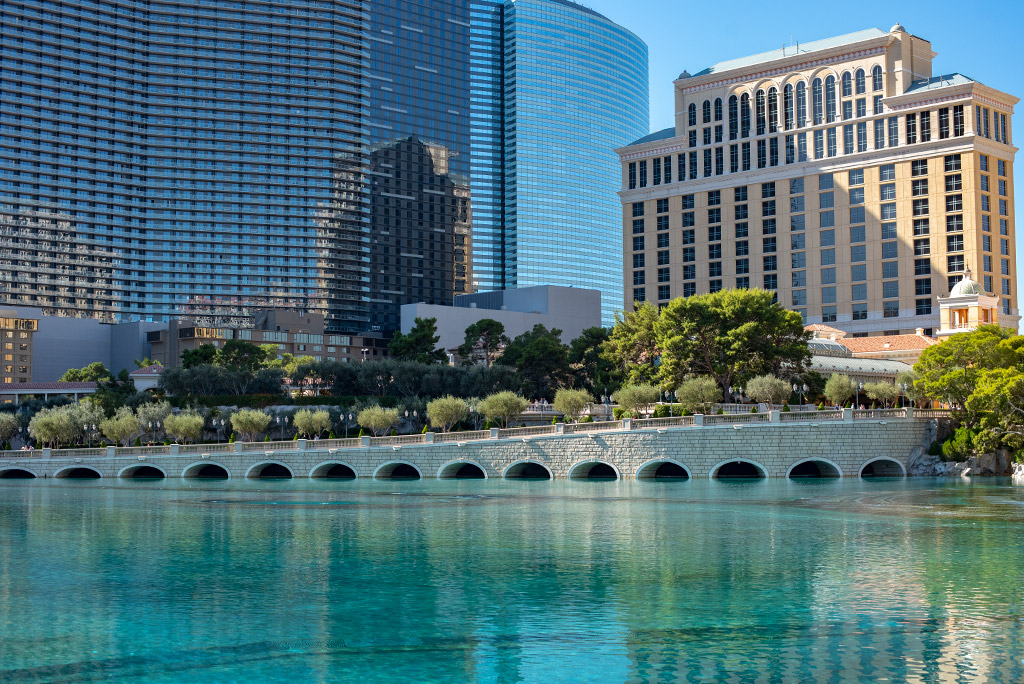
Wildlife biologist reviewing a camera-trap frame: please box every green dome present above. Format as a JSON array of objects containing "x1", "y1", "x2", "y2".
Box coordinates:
[{"x1": 950, "y1": 274, "x2": 983, "y2": 296}]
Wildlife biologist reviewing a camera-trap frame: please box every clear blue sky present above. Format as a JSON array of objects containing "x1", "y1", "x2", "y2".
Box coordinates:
[{"x1": 584, "y1": 0, "x2": 1024, "y2": 310}]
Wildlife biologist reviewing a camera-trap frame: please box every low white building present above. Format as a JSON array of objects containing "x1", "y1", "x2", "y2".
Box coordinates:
[{"x1": 400, "y1": 285, "x2": 603, "y2": 351}]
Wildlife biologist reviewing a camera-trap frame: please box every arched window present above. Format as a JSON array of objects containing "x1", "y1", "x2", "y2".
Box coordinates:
[
  {"x1": 855, "y1": 68, "x2": 866, "y2": 95},
  {"x1": 728, "y1": 95, "x2": 738, "y2": 140},
  {"x1": 688, "y1": 103, "x2": 697, "y2": 127},
  {"x1": 872, "y1": 65, "x2": 883, "y2": 92},
  {"x1": 767, "y1": 87, "x2": 778, "y2": 133},
  {"x1": 841, "y1": 71, "x2": 852, "y2": 97},
  {"x1": 812, "y1": 78, "x2": 823, "y2": 125},
  {"x1": 702, "y1": 99, "x2": 711, "y2": 124},
  {"x1": 755, "y1": 89, "x2": 766, "y2": 135},
  {"x1": 740, "y1": 93, "x2": 751, "y2": 137},
  {"x1": 825, "y1": 75, "x2": 837, "y2": 122},
  {"x1": 796, "y1": 82, "x2": 807, "y2": 127},
  {"x1": 714, "y1": 97, "x2": 723, "y2": 122},
  {"x1": 783, "y1": 84, "x2": 794, "y2": 130}
]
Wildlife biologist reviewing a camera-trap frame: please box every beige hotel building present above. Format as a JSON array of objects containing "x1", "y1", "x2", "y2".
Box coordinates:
[{"x1": 618, "y1": 26, "x2": 1017, "y2": 335}]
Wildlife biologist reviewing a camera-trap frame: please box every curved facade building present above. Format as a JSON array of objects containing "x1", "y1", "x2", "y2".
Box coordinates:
[{"x1": 498, "y1": 0, "x2": 649, "y2": 325}]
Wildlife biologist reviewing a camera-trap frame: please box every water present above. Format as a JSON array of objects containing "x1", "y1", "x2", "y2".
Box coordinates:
[{"x1": 1, "y1": 477, "x2": 1024, "y2": 682}]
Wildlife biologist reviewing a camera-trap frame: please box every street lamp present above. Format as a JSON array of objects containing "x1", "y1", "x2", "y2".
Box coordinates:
[
  {"x1": 276, "y1": 415, "x2": 288, "y2": 440},
  {"x1": 83, "y1": 423, "x2": 97, "y2": 448},
  {"x1": 899, "y1": 382, "x2": 909, "y2": 408},
  {"x1": 345, "y1": 412, "x2": 354, "y2": 439},
  {"x1": 792, "y1": 383, "x2": 808, "y2": 406},
  {"x1": 856, "y1": 382, "x2": 864, "y2": 409},
  {"x1": 469, "y1": 405, "x2": 478, "y2": 430},
  {"x1": 361, "y1": 347, "x2": 368, "y2": 362},
  {"x1": 148, "y1": 421, "x2": 160, "y2": 444}
]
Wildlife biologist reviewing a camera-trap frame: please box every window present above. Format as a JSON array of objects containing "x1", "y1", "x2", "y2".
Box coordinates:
[
  {"x1": 822, "y1": 267, "x2": 837, "y2": 284},
  {"x1": 791, "y1": 215, "x2": 805, "y2": 231},
  {"x1": 681, "y1": 194, "x2": 695, "y2": 210},
  {"x1": 709, "y1": 225, "x2": 722, "y2": 241},
  {"x1": 913, "y1": 218, "x2": 929, "y2": 236},
  {"x1": 763, "y1": 237, "x2": 777, "y2": 253},
  {"x1": 851, "y1": 245, "x2": 866, "y2": 262},
  {"x1": 790, "y1": 270, "x2": 807, "y2": 288},
  {"x1": 948, "y1": 254, "x2": 965, "y2": 272},
  {"x1": 709, "y1": 262, "x2": 722, "y2": 277},
  {"x1": 632, "y1": 202, "x2": 645, "y2": 217},
  {"x1": 1001, "y1": 238, "x2": 1009, "y2": 256},
  {"x1": 793, "y1": 252, "x2": 807, "y2": 269},
  {"x1": 912, "y1": 199, "x2": 928, "y2": 217},
  {"x1": 710, "y1": 280, "x2": 723, "y2": 293},
  {"x1": 791, "y1": 233, "x2": 805, "y2": 250},
  {"x1": 704, "y1": 149, "x2": 712, "y2": 177},
  {"x1": 790, "y1": 196, "x2": 805, "y2": 212},
  {"x1": 875, "y1": 119, "x2": 885, "y2": 149},
  {"x1": 882, "y1": 260, "x2": 899, "y2": 278},
  {"x1": 783, "y1": 85, "x2": 794, "y2": 130},
  {"x1": 730, "y1": 144, "x2": 739, "y2": 172},
  {"x1": 888, "y1": 117, "x2": 899, "y2": 147},
  {"x1": 882, "y1": 242, "x2": 898, "y2": 260},
  {"x1": 844, "y1": 124, "x2": 854, "y2": 154},
  {"x1": 736, "y1": 277, "x2": 750, "y2": 289},
  {"x1": 915, "y1": 259, "x2": 931, "y2": 276},
  {"x1": 767, "y1": 88, "x2": 778, "y2": 132},
  {"x1": 736, "y1": 259, "x2": 750, "y2": 274},
  {"x1": 628, "y1": 163, "x2": 637, "y2": 189},
  {"x1": 682, "y1": 212, "x2": 695, "y2": 228},
  {"x1": 662, "y1": 250, "x2": 675, "y2": 265},
  {"x1": 946, "y1": 215, "x2": 963, "y2": 233},
  {"x1": 946, "y1": 195, "x2": 963, "y2": 213},
  {"x1": 920, "y1": 111, "x2": 931, "y2": 142},
  {"x1": 632, "y1": 236, "x2": 644, "y2": 251},
  {"x1": 938, "y1": 107, "x2": 950, "y2": 139},
  {"x1": 879, "y1": 183, "x2": 896, "y2": 201},
  {"x1": 658, "y1": 267, "x2": 671, "y2": 283},
  {"x1": 843, "y1": 100, "x2": 853, "y2": 121},
  {"x1": 657, "y1": 233, "x2": 670, "y2": 248},
  {"x1": 689, "y1": 130, "x2": 698, "y2": 148},
  {"x1": 814, "y1": 129, "x2": 824, "y2": 159},
  {"x1": 872, "y1": 65, "x2": 883, "y2": 91},
  {"x1": 682, "y1": 229, "x2": 695, "y2": 244},
  {"x1": 736, "y1": 241, "x2": 749, "y2": 256},
  {"x1": 688, "y1": 103, "x2": 697, "y2": 127},
  {"x1": 914, "y1": 239, "x2": 930, "y2": 256},
  {"x1": 822, "y1": 286, "x2": 836, "y2": 304},
  {"x1": 911, "y1": 179, "x2": 928, "y2": 196},
  {"x1": 851, "y1": 283, "x2": 867, "y2": 301},
  {"x1": 884, "y1": 301, "x2": 900, "y2": 318},
  {"x1": 853, "y1": 303, "x2": 868, "y2": 320},
  {"x1": 755, "y1": 90, "x2": 766, "y2": 135},
  {"x1": 689, "y1": 152, "x2": 697, "y2": 179},
  {"x1": 729, "y1": 95, "x2": 739, "y2": 139},
  {"x1": 632, "y1": 254, "x2": 645, "y2": 268},
  {"x1": 709, "y1": 244, "x2": 722, "y2": 259},
  {"x1": 842, "y1": 71, "x2": 853, "y2": 97},
  {"x1": 639, "y1": 160, "x2": 648, "y2": 187},
  {"x1": 658, "y1": 285, "x2": 671, "y2": 301},
  {"x1": 819, "y1": 191, "x2": 834, "y2": 208},
  {"x1": 790, "y1": 177, "x2": 804, "y2": 194},
  {"x1": 821, "y1": 248, "x2": 836, "y2": 265},
  {"x1": 916, "y1": 279, "x2": 932, "y2": 296},
  {"x1": 827, "y1": 127, "x2": 837, "y2": 157},
  {"x1": 850, "y1": 206, "x2": 865, "y2": 223},
  {"x1": 678, "y1": 154, "x2": 685, "y2": 180},
  {"x1": 820, "y1": 211, "x2": 834, "y2": 227},
  {"x1": 911, "y1": 159, "x2": 928, "y2": 176},
  {"x1": 703, "y1": 99, "x2": 712, "y2": 124},
  {"x1": 714, "y1": 97, "x2": 723, "y2": 122},
  {"x1": 633, "y1": 271, "x2": 645, "y2": 285},
  {"x1": 763, "y1": 218, "x2": 777, "y2": 235},
  {"x1": 763, "y1": 257, "x2": 778, "y2": 274},
  {"x1": 757, "y1": 140, "x2": 767, "y2": 168},
  {"x1": 820, "y1": 229, "x2": 835, "y2": 246},
  {"x1": 764, "y1": 274, "x2": 778, "y2": 290},
  {"x1": 945, "y1": 175, "x2": 962, "y2": 192},
  {"x1": 880, "y1": 164, "x2": 895, "y2": 181},
  {"x1": 741, "y1": 93, "x2": 751, "y2": 137},
  {"x1": 999, "y1": 179, "x2": 1008, "y2": 196},
  {"x1": 881, "y1": 203, "x2": 897, "y2": 220},
  {"x1": 797, "y1": 82, "x2": 807, "y2": 127},
  {"x1": 633, "y1": 288, "x2": 646, "y2": 302},
  {"x1": 998, "y1": 159, "x2": 1007, "y2": 176},
  {"x1": 916, "y1": 300, "x2": 933, "y2": 316},
  {"x1": 741, "y1": 142, "x2": 751, "y2": 171},
  {"x1": 953, "y1": 105, "x2": 964, "y2": 136},
  {"x1": 653, "y1": 158, "x2": 661, "y2": 185},
  {"x1": 735, "y1": 223, "x2": 748, "y2": 238},
  {"x1": 792, "y1": 290, "x2": 807, "y2": 306},
  {"x1": 906, "y1": 113, "x2": 917, "y2": 144},
  {"x1": 716, "y1": 146, "x2": 725, "y2": 175},
  {"x1": 825, "y1": 75, "x2": 837, "y2": 122}
]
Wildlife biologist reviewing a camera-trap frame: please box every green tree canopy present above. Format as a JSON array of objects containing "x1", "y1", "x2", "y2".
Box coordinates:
[
  {"x1": 134, "y1": 357, "x2": 162, "y2": 368},
  {"x1": 675, "y1": 376, "x2": 721, "y2": 414},
  {"x1": 181, "y1": 344, "x2": 217, "y2": 368},
  {"x1": 59, "y1": 361, "x2": 112, "y2": 383},
  {"x1": 823, "y1": 373, "x2": 856, "y2": 407},
  {"x1": 477, "y1": 391, "x2": 529, "y2": 428},
  {"x1": 495, "y1": 324, "x2": 569, "y2": 400},
  {"x1": 744, "y1": 374, "x2": 792, "y2": 407},
  {"x1": 552, "y1": 388, "x2": 594, "y2": 423},
  {"x1": 864, "y1": 381, "x2": 899, "y2": 408},
  {"x1": 654, "y1": 289, "x2": 810, "y2": 396},
  {"x1": 357, "y1": 405, "x2": 400, "y2": 436},
  {"x1": 388, "y1": 317, "x2": 446, "y2": 364},
  {"x1": 605, "y1": 303, "x2": 660, "y2": 385},
  {"x1": 0, "y1": 412, "x2": 19, "y2": 443},
  {"x1": 914, "y1": 325, "x2": 1018, "y2": 424},
  {"x1": 613, "y1": 384, "x2": 661, "y2": 418},
  {"x1": 567, "y1": 327, "x2": 620, "y2": 397},
  {"x1": 426, "y1": 395, "x2": 470, "y2": 433},
  {"x1": 164, "y1": 411, "x2": 205, "y2": 444},
  {"x1": 293, "y1": 409, "x2": 332, "y2": 438},
  {"x1": 216, "y1": 339, "x2": 268, "y2": 372},
  {"x1": 457, "y1": 319, "x2": 508, "y2": 366},
  {"x1": 230, "y1": 409, "x2": 272, "y2": 442}
]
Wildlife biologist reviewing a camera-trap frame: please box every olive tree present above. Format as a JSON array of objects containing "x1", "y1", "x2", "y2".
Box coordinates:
[
  {"x1": 0, "y1": 412, "x2": 20, "y2": 445},
  {"x1": 164, "y1": 411, "x2": 205, "y2": 444},
  {"x1": 552, "y1": 388, "x2": 594, "y2": 423},
  {"x1": 230, "y1": 409, "x2": 272, "y2": 442},
  {"x1": 29, "y1": 406, "x2": 76, "y2": 448},
  {"x1": 357, "y1": 405, "x2": 400, "y2": 436},
  {"x1": 676, "y1": 376, "x2": 721, "y2": 414},
  {"x1": 864, "y1": 381, "x2": 899, "y2": 408},
  {"x1": 136, "y1": 400, "x2": 173, "y2": 433},
  {"x1": 744, "y1": 374, "x2": 792, "y2": 407},
  {"x1": 426, "y1": 396, "x2": 470, "y2": 433},
  {"x1": 612, "y1": 384, "x2": 661, "y2": 418},
  {"x1": 293, "y1": 409, "x2": 332, "y2": 438},
  {"x1": 823, "y1": 373, "x2": 857, "y2": 407},
  {"x1": 100, "y1": 406, "x2": 140, "y2": 447},
  {"x1": 478, "y1": 391, "x2": 529, "y2": 429}
]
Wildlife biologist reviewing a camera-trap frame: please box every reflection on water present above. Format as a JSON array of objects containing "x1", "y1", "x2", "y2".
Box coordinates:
[{"x1": 1, "y1": 478, "x2": 1023, "y2": 682}]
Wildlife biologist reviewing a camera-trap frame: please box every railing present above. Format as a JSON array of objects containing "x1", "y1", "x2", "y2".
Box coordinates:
[
  {"x1": 779, "y1": 410, "x2": 843, "y2": 422},
  {"x1": 632, "y1": 416, "x2": 697, "y2": 430},
  {"x1": 853, "y1": 408, "x2": 907, "y2": 420},
  {"x1": 0, "y1": 408, "x2": 951, "y2": 461},
  {"x1": 498, "y1": 425, "x2": 558, "y2": 440}
]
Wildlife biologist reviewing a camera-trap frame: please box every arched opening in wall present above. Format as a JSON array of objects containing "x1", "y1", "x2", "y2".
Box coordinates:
[
  {"x1": 637, "y1": 460, "x2": 690, "y2": 480},
  {"x1": 788, "y1": 460, "x2": 840, "y2": 479},
  {"x1": 190, "y1": 464, "x2": 229, "y2": 479},
  {"x1": 375, "y1": 462, "x2": 421, "y2": 480},
  {"x1": 311, "y1": 463, "x2": 356, "y2": 479},
  {"x1": 569, "y1": 461, "x2": 618, "y2": 480},
  {"x1": 249, "y1": 463, "x2": 292, "y2": 479},
  {"x1": 124, "y1": 466, "x2": 166, "y2": 479},
  {"x1": 860, "y1": 458, "x2": 905, "y2": 478},
  {"x1": 58, "y1": 467, "x2": 101, "y2": 479},
  {"x1": 438, "y1": 461, "x2": 486, "y2": 479},
  {"x1": 503, "y1": 461, "x2": 552, "y2": 480},
  {"x1": 713, "y1": 461, "x2": 765, "y2": 480},
  {"x1": 0, "y1": 468, "x2": 36, "y2": 479}
]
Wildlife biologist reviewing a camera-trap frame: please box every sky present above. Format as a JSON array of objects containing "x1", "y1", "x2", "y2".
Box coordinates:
[{"x1": 581, "y1": 0, "x2": 1024, "y2": 307}]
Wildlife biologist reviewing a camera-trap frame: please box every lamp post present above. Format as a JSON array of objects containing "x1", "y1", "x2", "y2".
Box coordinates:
[
  {"x1": 899, "y1": 382, "x2": 909, "y2": 408},
  {"x1": 148, "y1": 421, "x2": 160, "y2": 444},
  {"x1": 345, "y1": 412, "x2": 354, "y2": 439},
  {"x1": 856, "y1": 382, "x2": 864, "y2": 409},
  {"x1": 276, "y1": 415, "x2": 288, "y2": 440},
  {"x1": 361, "y1": 347, "x2": 368, "y2": 362},
  {"x1": 213, "y1": 418, "x2": 222, "y2": 444},
  {"x1": 470, "y1": 405, "x2": 478, "y2": 430}
]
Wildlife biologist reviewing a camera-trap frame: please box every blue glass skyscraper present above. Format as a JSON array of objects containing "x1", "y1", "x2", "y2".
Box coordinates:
[{"x1": 0, "y1": 0, "x2": 647, "y2": 332}]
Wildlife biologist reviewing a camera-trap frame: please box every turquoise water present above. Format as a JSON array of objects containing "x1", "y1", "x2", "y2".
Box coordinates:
[{"x1": 1, "y1": 477, "x2": 1024, "y2": 682}]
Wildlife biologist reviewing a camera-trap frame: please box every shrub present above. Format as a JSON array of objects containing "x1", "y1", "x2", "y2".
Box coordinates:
[
  {"x1": 927, "y1": 440, "x2": 942, "y2": 456},
  {"x1": 941, "y1": 427, "x2": 976, "y2": 462},
  {"x1": 817, "y1": 402, "x2": 824, "y2": 411},
  {"x1": 782, "y1": 404, "x2": 790, "y2": 412},
  {"x1": 717, "y1": 408, "x2": 724, "y2": 415},
  {"x1": 750, "y1": 406, "x2": 758, "y2": 413},
  {"x1": 613, "y1": 407, "x2": 625, "y2": 421}
]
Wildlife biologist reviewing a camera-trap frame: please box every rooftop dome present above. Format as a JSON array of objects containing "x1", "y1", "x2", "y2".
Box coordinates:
[
  {"x1": 890, "y1": 23, "x2": 906, "y2": 33},
  {"x1": 678, "y1": 70, "x2": 692, "y2": 79},
  {"x1": 950, "y1": 271, "x2": 983, "y2": 297}
]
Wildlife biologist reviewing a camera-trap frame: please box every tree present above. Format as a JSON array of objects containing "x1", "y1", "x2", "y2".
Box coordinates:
[
  {"x1": 59, "y1": 361, "x2": 112, "y2": 383},
  {"x1": 675, "y1": 376, "x2": 721, "y2": 414},
  {"x1": 164, "y1": 411, "x2": 205, "y2": 444},
  {"x1": 181, "y1": 344, "x2": 217, "y2": 368},
  {"x1": 744, "y1": 374, "x2": 792, "y2": 407},
  {"x1": 457, "y1": 319, "x2": 508, "y2": 366},
  {"x1": 134, "y1": 357, "x2": 162, "y2": 368},
  {"x1": 357, "y1": 405, "x2": 400, "y2": 436},
  {"x1": 654, "y1": 289, "x2": 810, "y2": 397},
  {"x1": 477, "y1": 391, "x2": 529, "y2": 428},
  {"x1": 100, "y1": 407, "x2": 140, "y2": 447},
  {"x1": 914, "y1": 325, "x2": 1017, "y2": 425},
  {"x1": 426, "y1": 396, "x2": 470, "y2": 433},
  {"x1": 293, "y1": 409, "x2": 332, "y2": 438},
  {"x1": 29, "y1": 406, "x2": 76, "y2": 448},
  {"x1": 613, "y1": 384, "x2": 661, "y2": 418},
  {"x1": 216, "y1": 339, "x2": 267, "y2": 372},
  {"x1": 864, "y1": 381, "x2": 899, "y2": 408},
  {"x1": 0, "y1": 412, "x2": 19, "y2": 444},
  {"x1": 496, "y1": 324, "x2": 569, "y2": 400},
  {"x1": 136, "y1": 401, "x2": 172, "y2": 431},
  {"x1": 895, "y1": 369, "x2": 919, "y2": 406},
  {"x1": 823, "y1": 373, "x2": 856, "y2": 407},
  {"x1": 230, "y1": 409, "x2": 272, "y2": 442},
  {"x1": 567, "y1": 327, "x2": 620, "y2": 396},
  {"x1": 968, "y1": 367, "x2": 1024, "y2": 451},
  {"x1": 388, "y1": 317, "x2": 446, "y2": 364},
  {"x1": 69, "y1": 398, "x2": 105, "y2": 438},
  {"x1": 552, "y1": 388, "x2": 594, "y2": 423},
  {"x1": 605, "y1": 302, "x2": 660, "y2": 385}
]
